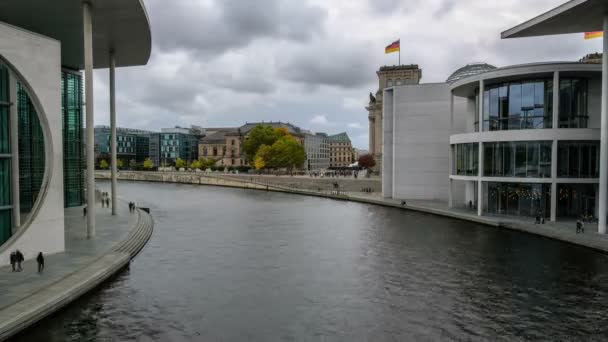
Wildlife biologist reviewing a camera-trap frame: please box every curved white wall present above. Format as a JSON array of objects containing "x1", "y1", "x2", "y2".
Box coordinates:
[{"x1": 0, "y1": 21, "x2": 64, "y2": 261}]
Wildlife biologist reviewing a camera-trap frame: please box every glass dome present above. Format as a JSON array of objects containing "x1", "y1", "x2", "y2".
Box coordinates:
[{"x1": 446, "y1": 62, "x2": 497, "y2": 83}]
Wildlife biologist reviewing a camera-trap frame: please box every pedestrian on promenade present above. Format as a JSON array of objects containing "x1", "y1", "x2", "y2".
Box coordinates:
[
  {"x1": 576, "y1": 220, "x2": 583, "y2": 234},
  {"x1": 15, "y1": 250, "x2": 23, "y2": 271},
  {"x1": 106, "y1": 198, "x2": 110, "y2": 208},
  {"x1": 83, "y1": 206, "x2": 87, "y2": 217},
  {"x1": 36, "y1": 252, "x2": 44, "y2": 273},
  {"x1": 9, "y1": 251, "x2": 16, "y2": 272}
]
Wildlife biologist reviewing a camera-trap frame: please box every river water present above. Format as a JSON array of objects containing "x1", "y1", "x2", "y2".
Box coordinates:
[{"x1": 14, "y1": 181, "x2": 608, "y2": 341}]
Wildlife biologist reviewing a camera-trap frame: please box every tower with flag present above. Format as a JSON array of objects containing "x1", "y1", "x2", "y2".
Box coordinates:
[{"x1": 385, "y1": 39, "x2": 401, "y2": 65}]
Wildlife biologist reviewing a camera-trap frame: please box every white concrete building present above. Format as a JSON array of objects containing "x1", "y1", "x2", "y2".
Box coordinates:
[
  {"x1": 384, "y1": 61, "x2": 605, "y2": 223},
  {"x1": 0, "y1": 0, "x2": 151, "y2": 260}
]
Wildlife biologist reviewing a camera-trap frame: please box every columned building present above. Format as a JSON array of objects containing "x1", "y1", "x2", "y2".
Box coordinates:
[
  {"x1": 0, "y1": 1, "x2": 151, "y2": 259},
  {"x1": 450, "y1": 62, "x2": 602, "y2": 222},
  {"x1": 367, "y1": 65, "x2": 422, "y2": 171}
]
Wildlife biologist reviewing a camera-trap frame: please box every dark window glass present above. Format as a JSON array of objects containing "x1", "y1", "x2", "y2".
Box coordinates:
[{"x1": 557, "y1": 141, "x2": 600, "y2": 178}]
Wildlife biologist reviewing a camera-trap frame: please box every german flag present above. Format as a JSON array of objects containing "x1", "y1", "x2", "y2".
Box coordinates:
[
  {"x1": 385, "y1": 39, "x2": 400, "y2": 54},
  {"x1": 584, "y1": 31, "x2": 603, "y2": 40}
]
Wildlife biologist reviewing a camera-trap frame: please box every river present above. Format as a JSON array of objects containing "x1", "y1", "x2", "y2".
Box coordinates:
[{"x1": 14, "y1": 181, "x2": 608, "y2": 341}]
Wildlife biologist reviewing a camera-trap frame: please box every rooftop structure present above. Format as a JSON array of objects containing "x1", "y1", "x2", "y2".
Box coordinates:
[{"x1": 446, "y1": 63, "x2": 497, "y2": 84}]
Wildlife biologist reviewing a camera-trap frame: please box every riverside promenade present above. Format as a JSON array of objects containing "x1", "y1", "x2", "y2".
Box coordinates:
[
  {"x1": 96, "y1": 170, "x2": 608, "y2": 254},
  {"x1": 0, "y1": 197, "x2": 153, "y2": 340}
]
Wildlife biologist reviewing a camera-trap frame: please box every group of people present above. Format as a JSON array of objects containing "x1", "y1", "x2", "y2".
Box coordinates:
[
  {"x1": 128, "y1": 202, "x2": 137, "y2": 213},
  {"x1": 100, "y1": 192, "x2": 111, "y2": 208},
  {"x1": 9, "y1": 250, "x2": 44, "y2": 273},
  {"x1": 534, "y1": 211, "x2": 546, "y2": 225}
]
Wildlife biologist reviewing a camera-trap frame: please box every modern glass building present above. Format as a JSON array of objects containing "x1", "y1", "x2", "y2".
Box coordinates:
[
  {"x1": 94, "y1": 126, "x2": 152, "y2": 165},
  {"x1": 450, "y1": 62, "x2": 602, "y2": 221},
  {"x1": 153, "y1": 127, "x2": 203, "y2": 166},
  {"x1": 0, "y1": 0, "x2": 151, "y2": 259},
  {"x1": 303, "y1": 132, "x2": 330, "y2": 170}
]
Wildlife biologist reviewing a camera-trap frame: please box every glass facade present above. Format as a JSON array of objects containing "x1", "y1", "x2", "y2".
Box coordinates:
[
  {"x1": 454, "y1": 143, "x2": 478, "y2": 176},
  {"x1": 487, "y1": 182, "x2": 551, "y2": 218},
  {"x1": 17, "y1": 83, "x2": 45, "y2": 214},
  {"x1": 557, "y1": 141, "x2": 599, "y2": 178},
  {"x1": 62, "y1": 71, "x2": 84, "y2": 207},
  {"x1": 0, "y1": 63, "x2": 11, "y2": 244},
  {"x1": 483, "y1": 141, "x2": 552, "y2": 178},
  {"x1": 557, "y1": 184, "x2": 597, "y2": 219},
  {"x1": 559, "y1": 79, "x2": 588, "y2": 128},
  {"x1": 481, "y1": 79, "x2": 553, "y2": 131}
]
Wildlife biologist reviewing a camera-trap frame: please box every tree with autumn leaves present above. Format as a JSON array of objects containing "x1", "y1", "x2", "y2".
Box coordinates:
[{"x1": 244, "y1": 125, "x2": 306, "y2": 170}]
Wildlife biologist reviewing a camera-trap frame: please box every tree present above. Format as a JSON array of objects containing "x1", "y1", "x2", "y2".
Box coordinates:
[
  {"x1": 190, "y1": 159, "x2": 202, "y2": 170},
  {"x1": 99, "y1": 159, "x2": 109, "y2": 170},
  {"x1": 143, "y1": 158, "x2": 154, "y2": 170},
  {"x1": 358, "y1": 154, "x2": 376, "y2": 169},
  {"x1": 243, "y1": 125, "x2": 281, "y2": 163},
  {"x1": 253, "y1": 144, "x2": 272, "y2": 170},
  {"x1": 116, "y1": 159, "x2": 124, "y2": 169},
  {"x1": 269, "y1": 136, "x2": 306, "y2": 169},
  {"x1": 129, "y1": 159, "x2": 137, "y2": 170},
  {"x1": 175, "y1": 158, "x2": 186, "y2": 168}
]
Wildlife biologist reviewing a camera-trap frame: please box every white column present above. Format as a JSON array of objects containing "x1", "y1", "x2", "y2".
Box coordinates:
[
  {"x1": 109, "y1": 50, "x2": 117, "y2": 215},
  {"x1": 448, "y1": 179, "x2": 453, "y2": 208},
  {"x1": 8, "y1": 72, "x2": 19, "y2": 231},
  {"x1": 599, "y1": 16, "x2": 608, "y2": 234},
  {"x1": 477, "y1": 142, "x2": 483, "y2": 216},
  {"x1": 83, "y1": 1, "x2": 95, "y2": 238},
  {"x1": 551, "y1": 140, "x2": 558, "y2": 222},
  {"x1": 449, "y1": 92, "x2": 454, "y2": 208},
  {"x1": 553, "y1": 71, "x2": 559, "y2": 129},
  {"x1": 477, "y1": 80, "x2": 484, "y2": 216}
]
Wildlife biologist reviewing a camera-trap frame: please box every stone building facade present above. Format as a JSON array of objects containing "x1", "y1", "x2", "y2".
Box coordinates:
[
  {"x1": 367, "y1": 65, "x2": 422, "y2": 171},
  {"x1": 199, "y1": 122, "x2": 304, "y2": 167},
  {"x1": 328, "y1": 132, "x2": 354, "y2": 168}
]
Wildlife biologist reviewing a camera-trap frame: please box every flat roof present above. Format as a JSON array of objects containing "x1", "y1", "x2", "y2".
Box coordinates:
[
  {"x1": 0, "y1": 0, "x2": 152, "y2": 69},
  {"x1": 502, "y1": 0, "x2": 606, "y2": 39}
]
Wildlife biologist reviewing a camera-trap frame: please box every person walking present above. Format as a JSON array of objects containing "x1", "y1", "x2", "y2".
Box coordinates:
[
  {"x1": 9, "y1": 251, "x2": 16, "y2": 272},
  {"x1": 15, "y1": 250, "x2": 23, "y2": 271},
  {"x1": 36, "y1": 252, "x2": 44, "y2": 273},
  {"x1": 576, "y1": 220, "x2": 583, "y2": 234},
  {"x1": 83, "y1": 206, "x2": 87, "y2": 217}
]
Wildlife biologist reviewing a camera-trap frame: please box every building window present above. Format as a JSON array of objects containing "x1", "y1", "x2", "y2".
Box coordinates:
[
  {"x1": 557, "y1": 183, "x2": 597, "y2": 218},
  {"x1": 386, "y1": 79, "x2": 393, "y2": 87},
  {"x1": 559, "y1": 79, "x2": 588, "y2": 128},
  {"x1": 486, "y1": 182, "x2": 551, "y2": 217},
  {"x1": 213, "y1": 147, "x2": 217, "y2": 156},
  {"x1": 483, "y1": 141, "x2": 551, "y2": 178},
  {"x1": 482, "y1": 79, "x2": 553, "y2": 131},
  {"x1": 557, "y1": 141, "x2": 599, "y2": 178}
]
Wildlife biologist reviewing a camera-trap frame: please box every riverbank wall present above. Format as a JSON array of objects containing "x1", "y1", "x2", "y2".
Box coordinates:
[{"x1": 96, "y1": 170, "x2": 608, "y2": 255}]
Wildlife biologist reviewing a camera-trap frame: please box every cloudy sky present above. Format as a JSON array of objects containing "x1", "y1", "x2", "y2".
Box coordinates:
[{"x1": 92, "y1": 0, "x2": 602, "y2": 149}]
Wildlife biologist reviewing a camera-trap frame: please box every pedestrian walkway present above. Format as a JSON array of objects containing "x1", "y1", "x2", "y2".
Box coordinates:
[
  {"x1": 348, "y1": 192, "x2": 608, "y2": 254},
  {"x1": 0, "y1": 197, "x2": 153, "y2": 340}
]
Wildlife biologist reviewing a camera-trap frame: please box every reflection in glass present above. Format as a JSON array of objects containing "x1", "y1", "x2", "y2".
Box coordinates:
[
  {"x1": 557, "y1": 141, "x2": 599, "y2": 178},
  {"x1": 483, "y1": 141, "x2": 552, "y2": 178},
  {"x1": 481, "y1": 79, "x2": 553, "y2": 131},
  {"x1": 487, "y1": 182, "x2": 551, "y2": 218},
  {"x1": 559, "y1": 79, "x2": 588, "y2": 128},
  {"x1": 557, "y1": 184, "x2": 597, "y2": 218}
]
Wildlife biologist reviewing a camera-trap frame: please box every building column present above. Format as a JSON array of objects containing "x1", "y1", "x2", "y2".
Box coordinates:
[
  {"x1": 448, "y1": 179, "x2": 453, "y2": 208},
  {"x1": 83, "y1": 1, "x2": 95, "y2": 238},
  {"x1": 448, "y1": 91, "x2": 454, "y2": 208},
  {"x1": 551, "y1": 140, "x2": 558, "y2": 222},
  {"x1": 477, "y1": 80, "x2": 484, "y2": 216},
  {"x1": 109, "y1": 50, "x2": 117, "y2": 215},
  {"x1": 599, "y1": 16, "x2": 608, "y2": 234},
  {"x1": 553, "y1": 71, "x2": 559, "y2": 129},
  {"x1": 368, "y1": 116, "x2": 374, "y2": 155},
  {"x1": 8, "y1": 72, "x2": 19, "y2": 231}
]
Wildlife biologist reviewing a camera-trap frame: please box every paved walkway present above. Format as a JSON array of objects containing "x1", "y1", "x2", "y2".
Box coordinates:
[{"x1": 0, "y1": 196, "x2": 153, "y2": 340}]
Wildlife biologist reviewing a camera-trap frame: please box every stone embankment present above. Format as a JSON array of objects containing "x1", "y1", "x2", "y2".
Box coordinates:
[{"x1": 0, "y1": 208, "x2": 153, "y2": 341}]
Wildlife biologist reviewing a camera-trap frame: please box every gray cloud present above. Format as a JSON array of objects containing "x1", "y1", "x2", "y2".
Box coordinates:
[
  {"x1": 148, "y1": 0, "x2": 326, "y2": 56},
  {"x1": 434, "y1": 0, "x2": 456, "y2": 19}
]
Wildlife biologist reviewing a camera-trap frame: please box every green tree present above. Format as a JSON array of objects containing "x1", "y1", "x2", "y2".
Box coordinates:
[
  {"x1": 190, "y1": 159, "x2": 202, "y2": 170},
  {"x1": 269, "y1": 136, "x2": 306, "y2": 169},
  {"x1": 99, "y1": 159, "x2": 109, "y2": 170},
  {"x1": 175, "y1": 158, "x2": 186, "y2": 168},
  {"x1": 243, "y1": 125, "x2": 281, "y2": 163},
  {"x1": 116, "y1": 159, "x2": 124, "y2": 169},
  {"x1": 143, "y1": 158, "x2": 154, "y2": 170},
  {"x1": 358, "y1": 154, "x2": 376, "y2": 169},
  {"x1": 129, "y1": 159, "x2": 137, "y2": 170},
  {"x1": 253, "y1": 144, "x2": 272, "y2": 170}
]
